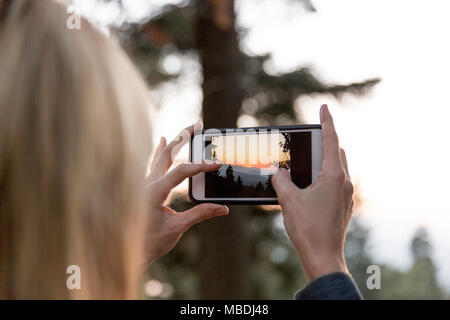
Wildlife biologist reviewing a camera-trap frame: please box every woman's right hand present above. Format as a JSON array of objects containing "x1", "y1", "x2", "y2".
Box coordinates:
[{"x1": 271, "y1": 104, "x2": 354, "y2": 283}]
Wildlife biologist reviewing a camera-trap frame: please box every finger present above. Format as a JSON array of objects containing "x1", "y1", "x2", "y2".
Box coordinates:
[
  {"x1": 320, "y1": 104, "x2": 341, "y2": 169},
  {"x1": 346, "y1": 200, "x2": 354, "y2": 226},
  {"x1": 150, "y1": 137, "x2": 183, "y2": 179},
  {"x1": 179, "y1": 203, "x2": 229, "y2": 231},
  {"x1": 168, "y1": 120, "x2": 203, "y2": 167},
  {"x1": 154, "y1": 162, "x2": 221, "y2": 198},
  {"x1": 271, "y1": 168, "x2": 298, "y2": 202},
  {"x1": 182, "y1": 120, "x2": 203, "y2": 138},
  {"x1": 151, "y1": 120, "x2": 203, "y2": 179},
  {"x1": 340, "y1": 148, "x2": 351, "y2": 182},
  {"x1": 150, "y1": 137, "x2": 167, "y2": 171}
]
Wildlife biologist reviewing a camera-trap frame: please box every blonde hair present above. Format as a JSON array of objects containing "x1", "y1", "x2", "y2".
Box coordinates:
[{"x1": 0, "y1": 0, "x2": 152, "y2": 299}]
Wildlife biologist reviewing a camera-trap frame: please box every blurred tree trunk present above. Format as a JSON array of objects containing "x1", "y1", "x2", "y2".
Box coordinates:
[{"x1": 195, "y1": 0, "x2": 250, "y2": 299}]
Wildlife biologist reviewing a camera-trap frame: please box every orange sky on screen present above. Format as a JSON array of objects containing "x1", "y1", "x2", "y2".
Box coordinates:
[{"x1": 210, "y1": 134, "x2": 289, "y2": 168}]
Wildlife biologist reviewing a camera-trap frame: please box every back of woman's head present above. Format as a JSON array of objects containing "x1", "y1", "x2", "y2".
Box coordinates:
[{"x1": 0, "y1": 0, "x2": 152, "y2": 299}]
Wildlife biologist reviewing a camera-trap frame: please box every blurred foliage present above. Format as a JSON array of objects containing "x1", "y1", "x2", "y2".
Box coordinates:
[
  {"x1": 346, "y1": 222, "x2": 447, "y2": 299},
  {"x1": 115, "y1": 0, "x2": 380, "y2": 123},
  {"x1": 100, "y1": 0, "x2": 447, "y2": 299}
]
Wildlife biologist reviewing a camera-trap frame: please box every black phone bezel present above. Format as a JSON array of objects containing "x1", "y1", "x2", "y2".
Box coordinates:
[{"x1": 188, "y1": 124, "x2": 322, "y2": 205}]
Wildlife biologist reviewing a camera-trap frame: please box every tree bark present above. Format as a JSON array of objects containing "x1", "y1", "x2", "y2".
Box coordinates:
[{"x1": 195, "y1": 0, "x2": 250, "y2": 299}]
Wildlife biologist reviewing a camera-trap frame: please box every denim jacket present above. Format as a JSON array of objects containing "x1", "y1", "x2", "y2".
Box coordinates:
[{"x1": 295, "y1": 272, "x2": 362, "y2": 300}]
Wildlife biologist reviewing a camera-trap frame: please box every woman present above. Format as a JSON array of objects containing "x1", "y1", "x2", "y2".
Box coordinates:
[{"x1": 0, "y1": 0, "x2": 359, "y2": 299}]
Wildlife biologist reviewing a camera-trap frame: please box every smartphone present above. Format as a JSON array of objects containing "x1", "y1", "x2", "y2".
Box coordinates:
[{"x1": 189, "y1": 125, "x2": 322, "y2": 204}]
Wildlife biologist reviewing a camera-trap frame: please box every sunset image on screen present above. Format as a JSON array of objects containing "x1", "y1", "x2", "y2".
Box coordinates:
[
  {"x1": 208, "y1": 132, "x2": 290, "y2": 170},
  {"x1": 205, "y1": 131, "x2": 311, "y2": 198}
]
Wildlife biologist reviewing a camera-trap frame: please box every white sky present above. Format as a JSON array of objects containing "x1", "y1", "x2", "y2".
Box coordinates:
[{"x1": 75, "y1": 0, "x2": 450, "y2": 288}]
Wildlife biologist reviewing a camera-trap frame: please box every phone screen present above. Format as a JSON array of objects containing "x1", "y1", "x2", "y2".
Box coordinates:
[{"x1": 203, "y1": 130, "x2": 312, "y2": 198}]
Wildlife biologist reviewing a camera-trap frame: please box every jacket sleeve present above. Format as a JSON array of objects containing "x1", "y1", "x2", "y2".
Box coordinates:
[{"x1": 294, "y1": 272, "x2": 363, "y2": 300}]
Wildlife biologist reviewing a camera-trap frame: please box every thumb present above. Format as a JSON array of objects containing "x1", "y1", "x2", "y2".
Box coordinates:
[
  {"x1": 272, "y1": 168, "x2": 298, "y2": 201},
  {"x1": 180, "y1": 203, "x2": 229, "y2": 231}
]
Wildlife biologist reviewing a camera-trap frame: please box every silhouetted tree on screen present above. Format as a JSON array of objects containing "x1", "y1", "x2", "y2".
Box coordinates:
[{"x1": 236, "y1": 175, "x2": 243, "y2": 188}]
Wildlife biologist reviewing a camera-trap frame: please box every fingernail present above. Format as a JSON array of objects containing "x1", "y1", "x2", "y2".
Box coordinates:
[
  {"x1": 215, "y1": 206, "x2": 228, "y2": 215},
  {"x1": 194, "y1": 120, "x2": 203, "y2": 130},
  {"x1": 320, "y1": 104, "x2": 327, "y2": 120}
]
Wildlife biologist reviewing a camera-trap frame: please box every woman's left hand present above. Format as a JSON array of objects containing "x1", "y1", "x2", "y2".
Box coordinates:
[{"x1": 144, "y1": 122, "x2": 229, "y2": 266}]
